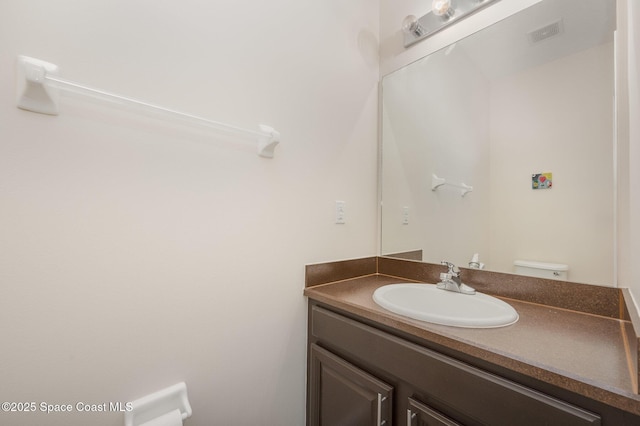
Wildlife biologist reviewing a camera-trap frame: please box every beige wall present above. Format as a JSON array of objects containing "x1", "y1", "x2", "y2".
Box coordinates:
[{"x1": 0, "y1": 1, "x2": 379, "y2": 425}]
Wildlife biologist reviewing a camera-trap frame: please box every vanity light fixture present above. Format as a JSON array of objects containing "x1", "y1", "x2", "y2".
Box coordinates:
[{"x1": 402, "y1": 0, "x2": 500, "y2": 48}]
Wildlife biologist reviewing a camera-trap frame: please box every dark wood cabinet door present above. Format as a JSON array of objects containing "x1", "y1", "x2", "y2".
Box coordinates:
[
  {"x1": 309, "y1": 344, "x2": 393, "y2": 426},
  {"x1": 407, "y1": 397, "x2": 462, "y2": 426}
]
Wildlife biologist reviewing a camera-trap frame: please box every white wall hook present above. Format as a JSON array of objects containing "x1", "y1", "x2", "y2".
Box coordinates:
[{"x1": 15, "y1": 55, "x2": 280, "y2": 158}]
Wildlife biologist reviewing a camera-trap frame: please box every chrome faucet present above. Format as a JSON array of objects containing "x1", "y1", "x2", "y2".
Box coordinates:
[{"x1": 437, "y1": 261, "x2": 476, "y2": 295}]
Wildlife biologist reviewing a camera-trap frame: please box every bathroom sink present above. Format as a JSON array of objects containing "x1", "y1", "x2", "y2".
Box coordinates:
[{"x1": 372, "y1": 283, "x2": 518, "y2": 328}]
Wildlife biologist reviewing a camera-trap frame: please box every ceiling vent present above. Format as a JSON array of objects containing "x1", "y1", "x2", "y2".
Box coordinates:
[{"x1": 528, "y1": 19, "x2": 564, "y2": 44}]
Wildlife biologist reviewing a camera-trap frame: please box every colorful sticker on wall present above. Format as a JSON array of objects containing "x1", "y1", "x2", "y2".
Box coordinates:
[{"x1": 532, "y1": 172, "x2": 552, "y2": 189}]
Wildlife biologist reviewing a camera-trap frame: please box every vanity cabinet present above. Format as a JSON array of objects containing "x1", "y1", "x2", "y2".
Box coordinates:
[{"x1": 307, "y1": 303, "x2": 603, "y2": 426}]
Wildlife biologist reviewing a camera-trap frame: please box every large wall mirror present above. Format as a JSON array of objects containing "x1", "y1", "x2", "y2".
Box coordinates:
[{"x1": 380, "y1": 0, "x2": 616, "y2": 286}]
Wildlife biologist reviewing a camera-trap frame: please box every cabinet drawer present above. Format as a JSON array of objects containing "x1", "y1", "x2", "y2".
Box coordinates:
[
  {"x1": 311, "y1": 306, "x2": 601, "y2": 426},
  {"x1": 408, "y1": 397, "x2": 462, "y2": 426}
]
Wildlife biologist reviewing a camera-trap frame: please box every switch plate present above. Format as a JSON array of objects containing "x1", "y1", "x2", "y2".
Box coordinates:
[
  {"x1": 402, "y1": 206, "x2": 409, "y2": 225},
  {"x1": 335, "y1": 200, "x2": 346, "y2": 224}
]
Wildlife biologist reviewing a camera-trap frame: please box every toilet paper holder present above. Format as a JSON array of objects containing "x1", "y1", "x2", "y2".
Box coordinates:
[{"x1": 124, "y1": 382, "x2": 192, "y2": 426}]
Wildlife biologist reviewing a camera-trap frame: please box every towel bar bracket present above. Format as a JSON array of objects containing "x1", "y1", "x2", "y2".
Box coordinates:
[{"x1": 16, "y1": 56, "x2": 60, "y2": 115}]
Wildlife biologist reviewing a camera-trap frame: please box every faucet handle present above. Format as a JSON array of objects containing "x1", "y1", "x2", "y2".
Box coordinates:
[{"x1": 441, "y1": 261, "x2": 461, "y2": 277}]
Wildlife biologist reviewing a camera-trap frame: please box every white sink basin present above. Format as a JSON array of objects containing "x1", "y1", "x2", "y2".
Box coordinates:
[{"x1": 373, "y1": 283, "x2": 518, "y2": 328}]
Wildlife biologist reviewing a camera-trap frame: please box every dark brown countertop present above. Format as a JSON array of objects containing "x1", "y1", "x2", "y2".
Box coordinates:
[{"x1": 304, "y1": 273, "x2": 640, "y2": 416}]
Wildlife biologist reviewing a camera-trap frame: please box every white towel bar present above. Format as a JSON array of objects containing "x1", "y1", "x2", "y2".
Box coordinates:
[
  {"x1": 15, "y1": 55, "x2": 280, "y2": 158},
  {"x1": 431, "y1": 174, "x2": 473, "y2": 197}
]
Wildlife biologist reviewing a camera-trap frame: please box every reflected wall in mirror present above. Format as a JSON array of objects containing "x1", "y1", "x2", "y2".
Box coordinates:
[{"x1": 380, "y1": 0, "x2": 616, "y2": 286}]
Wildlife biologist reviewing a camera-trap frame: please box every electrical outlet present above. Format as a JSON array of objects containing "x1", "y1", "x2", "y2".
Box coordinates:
[{"x1": 335, "y1": 200, "x2": 346, "y2": 224}]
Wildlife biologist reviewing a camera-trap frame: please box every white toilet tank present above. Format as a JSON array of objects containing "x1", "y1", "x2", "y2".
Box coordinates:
[{"x1": 513, "y1": 260, "x2": 569, "y2": 280}]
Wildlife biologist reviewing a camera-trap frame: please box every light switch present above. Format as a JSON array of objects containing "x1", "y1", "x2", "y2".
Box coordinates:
[{"x1": 335, "y1": 200, "x2": 346, "y2": 224}]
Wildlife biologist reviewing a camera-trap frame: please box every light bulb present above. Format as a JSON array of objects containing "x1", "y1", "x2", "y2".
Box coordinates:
[
  {"x1": 432, "y1": 0, "x2": 454, "y2": 18},
  {"x1": 402, "y1": 15, "x2": 424, "y2": 37}
]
